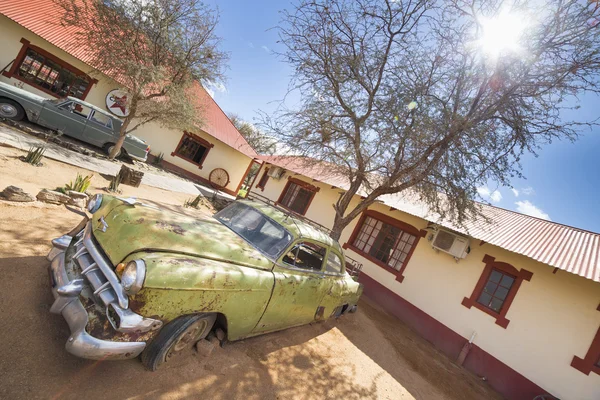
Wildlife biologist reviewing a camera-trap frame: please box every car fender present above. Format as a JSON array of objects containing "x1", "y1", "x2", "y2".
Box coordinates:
[{"x1": 125, "y1": 252, "x2": 275, "y2": 341}]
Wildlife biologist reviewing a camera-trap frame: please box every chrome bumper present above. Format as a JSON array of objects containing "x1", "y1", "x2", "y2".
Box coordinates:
[{"x1": 48, "y1": 234, "x2": 146, "y2": 360}]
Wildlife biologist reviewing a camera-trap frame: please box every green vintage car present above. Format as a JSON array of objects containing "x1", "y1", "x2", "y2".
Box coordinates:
[
  {"x1": 0, "y1": 81, "x2": 149, "y2": 161},
  {"x1": 47, "y1": 195, "x2": 362, "y2": 370}
]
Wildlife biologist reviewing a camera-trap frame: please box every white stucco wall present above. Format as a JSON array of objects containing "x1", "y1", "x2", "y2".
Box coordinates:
[
  {"x1": 0, "y1": 14, "x2": 252, "y2": 194},
  {"x1": 250, "y1": 162, "x2": 600, "y2": 400}
]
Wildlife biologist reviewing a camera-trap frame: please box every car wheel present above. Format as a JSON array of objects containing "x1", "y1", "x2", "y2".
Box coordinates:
[
  {"x1": 0, "y1": 98, "x2": 25, "y2": 121},
  {"x1": 141, "y1": 313, "x2": 216, "y2": 371},
  {"x1": 104, "y1": 143, "x2": 122, "y2": 158}
]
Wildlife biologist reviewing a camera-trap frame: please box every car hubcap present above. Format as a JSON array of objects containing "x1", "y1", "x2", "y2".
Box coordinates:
[
  {"x1": 0, "y1": 104, "x2": 18, "y2": 118},
  {"x1": 165, "y1": 320, "x2": 207, "y2": 361}
]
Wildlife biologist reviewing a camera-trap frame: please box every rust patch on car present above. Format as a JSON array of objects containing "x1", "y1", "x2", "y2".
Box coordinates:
[{"x1": 155, "y1": 221, "x2": 185, "y2": 235}]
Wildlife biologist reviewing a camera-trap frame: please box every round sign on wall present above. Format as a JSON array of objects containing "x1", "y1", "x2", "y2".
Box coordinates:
[{"x1": 105, "y1": 89, "x2": 130, "y2": 117}]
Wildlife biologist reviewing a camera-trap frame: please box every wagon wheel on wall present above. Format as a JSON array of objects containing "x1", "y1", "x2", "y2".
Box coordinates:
[{"x1": 209, "y1": 168, "x2": 230, "y2": 190}]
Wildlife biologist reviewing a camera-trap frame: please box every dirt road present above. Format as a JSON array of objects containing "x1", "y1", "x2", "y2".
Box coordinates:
[{"x1": 0, "y1": 146, "x2": 501, "y2": 400}]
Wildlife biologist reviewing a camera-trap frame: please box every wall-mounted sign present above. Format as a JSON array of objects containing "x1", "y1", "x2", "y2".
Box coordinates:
[{"x1": 106, "y1": 89, "x2": 130, "y2": 117}]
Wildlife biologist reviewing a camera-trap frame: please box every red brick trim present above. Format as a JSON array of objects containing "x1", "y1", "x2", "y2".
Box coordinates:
[
  {"x1": 275, "y1": 177, "x2": 319, "y2": 216},
  {"x1": 3, "y1": 38, "x2": 96, "y2": 100},
  {"x1": 343, "y1": 209, "x2": 424, "y2": 283},
  {"x1": 359, "y1": 273, "x2": 548, "y2": 399},
  {"x1": 256, "y1": 167, "x2": 270, "y2": 191},
  {"x1": 171, "y1": 131, "x2": 213, "y2": 169},
  {"x1": 462, "y1": 255, "x2": 532, "y2": 329},
  {"x1": 571, "y1": 306, "x2": 600, "y2": 376}
]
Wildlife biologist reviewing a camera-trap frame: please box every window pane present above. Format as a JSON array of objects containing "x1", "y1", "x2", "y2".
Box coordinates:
[
  {"x1": 192, "y1": 145, "x2": 207, "y2": 164},
  {"x1": 68, "y1": 77, "x2": 90, "y2": 99},
  {"x1": 477, "y1": 292, "x2": 492, "y2": 307},
  {"x1": 500, "y1": 275, "x2": 515, "y2": 288},
  {"x1": 326, "y1": 251, "x2": 342, "y2": 273},
  {"x1": 215, "y1": 202, "x2": 292, "y2": 258},
  {"x1": 483, "y1": 281, "x2": 498, "y2": 295},
  {"x1": 495, "y1": 286, "x2": 509, "y2": 301},
  {"x1": 490, "y1": 298, "x2": 504, "y2": 313},
  {"x1": 90, "y1": 111, "x2": 112, "y2": 128},
  {"x1": 286, "y1": 242, "x2": 326, "y2": 271},
  {"x1": 72, "y1": 103, "x2": 91, "y2": 119},
  {"x1": 176, "y1": 135, "x2": 208, "y2": 165},
  {"x1": 489, "y1": 270, "x2": 502, "y2": 283},
  {"x1": 289, "y1": 187, "x2": 312, "y2": 214}
]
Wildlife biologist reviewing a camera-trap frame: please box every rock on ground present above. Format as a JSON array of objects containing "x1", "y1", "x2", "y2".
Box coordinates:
[
  {"x1": 67, "y1": 190, "x2": 89, "y2": 208},
  {"x1": 0, "y1": 185, "x2": 35, "y2": 202},
  {"x1": 36, "y1": 189, "x2": 71, "y2": 205}
]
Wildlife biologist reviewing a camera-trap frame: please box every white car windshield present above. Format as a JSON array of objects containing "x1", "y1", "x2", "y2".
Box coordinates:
[{"x1": 215, "y1": 203, "x2": 293, "y2": 258}]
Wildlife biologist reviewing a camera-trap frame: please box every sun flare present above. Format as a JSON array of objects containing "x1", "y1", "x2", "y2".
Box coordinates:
[{"x1": 477, "y1": 11, "x2": 527, "y2": 58}]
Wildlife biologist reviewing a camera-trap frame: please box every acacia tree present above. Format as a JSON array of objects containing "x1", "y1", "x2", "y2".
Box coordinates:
[
  {"x1": 264, "y1": 0, "x2": 600, "y2": 240},
  {"x1": 228, "y1": 113, "x2": 277, "y2": 155},
  {"x1": 56, "y1": 0, "x2": 227, "y2": 159}
]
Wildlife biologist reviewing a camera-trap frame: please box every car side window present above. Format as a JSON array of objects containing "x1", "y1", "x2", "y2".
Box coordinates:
[
  {"x1": 58, "y1": 101, "x2": 74, "y2": 112},
  {"x1": 326, "y1": 251, "x2": 343, "y2": 274},
  {"x1": 282, "y1": 241, "x2": 326, "y2": 272},
  {"x1": 70, "y1": 103, "x2": 92, "y2": 120},
  {"x1": 90, "y1": 111, "x2": 113, "y2": 129}
]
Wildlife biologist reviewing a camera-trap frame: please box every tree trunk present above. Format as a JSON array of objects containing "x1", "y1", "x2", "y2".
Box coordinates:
[
  {"x1": 109, "y1": 133, "x2": 128, "y2": 159},
  {"x1": 109, "y1": 100, "x2": 137, "y2": 160},
  {"x1": 329, "y1": 218, "x2": 345, "y2": 241}
]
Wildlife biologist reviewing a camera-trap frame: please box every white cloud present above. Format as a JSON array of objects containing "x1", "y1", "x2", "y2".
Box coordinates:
[
  {"x1": 511, "y1": 188, "x2": 519, "y2": 197},
  {"x1": 203, "y1": 80, "x2": 227, "y2": 98},
  {"x1": 515, "y1": 200, "x2": 551, "y2": 220},
  {"x1": 261, "y1": 45, "x2": 270, "y2": 53},
  {"x1": 477, "y1": 186, "x2": 502, "y2": 203},
  {"x1": 522, "y1": 186, "x2": 535, "y2": 196}
]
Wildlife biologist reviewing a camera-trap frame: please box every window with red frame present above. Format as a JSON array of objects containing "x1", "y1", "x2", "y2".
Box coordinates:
[
  {"x1": 12, "y1": 47, "x2": 91, "y2": 99},
  {"x1": 477, "y1": 268, "x2": 515, "y2": 313},
  {"x1": 352, "y1": 216, "x2": 417, "y2": 272},
  {"x1": 279, "y1": 182, "x2": 316, "y2": 215}
]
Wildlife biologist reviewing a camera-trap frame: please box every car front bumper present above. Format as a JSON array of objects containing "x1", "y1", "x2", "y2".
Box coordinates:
[{"x1": 47, "y1": 232, "x2": 148, "y2": 360}]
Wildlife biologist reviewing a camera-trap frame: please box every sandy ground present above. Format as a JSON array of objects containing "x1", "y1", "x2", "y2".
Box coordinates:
[{"x1": 0, "y1": 145, "x2": 502, "y2": 400}]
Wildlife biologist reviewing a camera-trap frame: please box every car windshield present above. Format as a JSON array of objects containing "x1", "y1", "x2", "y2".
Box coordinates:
[{"x1": 215, "y1": 202, "x2": 293, "y2": 258}]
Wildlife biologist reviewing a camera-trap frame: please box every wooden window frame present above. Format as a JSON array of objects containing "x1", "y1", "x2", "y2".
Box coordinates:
[
  {"x1": 3, "y1": 38, "x2": 97, "y2": 100},
  {"x1": 343, "y1": 209, "x2": 426, "y2": 283},
  {"x1": 461, "y1": 255, "x2": 533, "y2": 329},
  {"x1": 571, "y1": 304, "x2": 600, "y2": 376},
  {"x1": 171, "y1": 131, "x2": 214, "y2": 169},
  {"x1": 256, "y1": 167, "x2": 270, "y2": 191},
  {"x1": 275, "y1": 177, "x2": 320, "y2": 216}
]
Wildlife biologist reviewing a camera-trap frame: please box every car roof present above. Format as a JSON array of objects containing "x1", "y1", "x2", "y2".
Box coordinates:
[
  {"x1": 239, "y1": 199, "x2": 343, "y2": 253},
  {"x1": 65, "y1": 96, "x2": 117, "y2": 119}
]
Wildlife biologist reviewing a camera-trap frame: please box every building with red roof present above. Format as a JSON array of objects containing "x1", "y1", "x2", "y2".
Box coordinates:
[{"x1": 0, "y1": 0, "x2": 258, "y2": 196}]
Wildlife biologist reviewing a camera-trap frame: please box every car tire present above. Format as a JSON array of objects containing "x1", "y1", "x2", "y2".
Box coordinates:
[
  {"x1": 0, "y1": 98, "x2": 25, "y2": 121},
  {"x1": 104, "y1": 143, "x2": 122, "y2": 158},
  {"x1": 141, "y1": 313, "x2": 217, "y2": 371}
]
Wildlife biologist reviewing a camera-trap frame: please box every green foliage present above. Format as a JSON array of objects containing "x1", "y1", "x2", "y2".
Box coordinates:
[
  {"x1": 108, "y1": 173, "x2": 121, "y2": 193},
  {"x1": 24, "y1": 146, "x2": 46, "y2": 166},
  {"x1": 64, "y1": 173, "x2": 93, "y2": 193},
  {"x1": 184, "y1": 194, "x2": 203, "y2": 209}
]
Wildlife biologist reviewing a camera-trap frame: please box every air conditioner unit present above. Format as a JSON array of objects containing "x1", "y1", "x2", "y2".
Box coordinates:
[
  {"x1": 268, "y1": 166, "x2": 285, "y2": 179},
  {"x1": 431, "y1": 229, "x2": 470, "y2": 259}
]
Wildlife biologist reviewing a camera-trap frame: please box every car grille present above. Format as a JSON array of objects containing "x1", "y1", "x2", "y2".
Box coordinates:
[{"x1": 69, "y1": 223, "x2": 129, "y2": 309}]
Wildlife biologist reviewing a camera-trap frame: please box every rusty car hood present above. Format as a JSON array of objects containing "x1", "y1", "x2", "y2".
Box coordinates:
[{"x1": 91, "y1": 199, "x2": 273, "y2": 271}]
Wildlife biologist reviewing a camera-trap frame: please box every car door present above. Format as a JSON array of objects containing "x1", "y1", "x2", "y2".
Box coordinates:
[
  {"x1": 317, "y1": 249, "x2": 350, "y2": 318},
  {"x1": 37, "y1": 100, "x2": 89, "y2": 137},
  {"x1": 252, "y1": 240, "x2": 333, "y2": 334},
  {"x1": 83, "y1": 109, "x2": 118, "y2": 147}
]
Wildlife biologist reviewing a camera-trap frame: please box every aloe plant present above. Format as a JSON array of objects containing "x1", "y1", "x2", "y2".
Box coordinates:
[
  {"x1": 64, "y1": 173, "x2": 93, "y2": 193},
  {"x1": 184, "y1": 194, "x2": 203, "y2": 209},
  {"x1": 108, "y1": 173, "x2": 121, "y2": 193},
  {"x1": 24, "y1": 146, "x2": 46, "y2": 166}
]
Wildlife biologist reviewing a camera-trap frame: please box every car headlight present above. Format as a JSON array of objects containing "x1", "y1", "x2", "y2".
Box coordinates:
[
  {"x1": 121, "y1": 260, "x2": 146, "y2": 295},
  {"x1": 87, "y1": 193, "x2": 103, "y2": 213}
]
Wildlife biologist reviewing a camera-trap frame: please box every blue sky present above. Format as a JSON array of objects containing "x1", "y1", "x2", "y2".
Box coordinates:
[{"x1": 206, "y1": 0, "x2": 600, "y2": 233}]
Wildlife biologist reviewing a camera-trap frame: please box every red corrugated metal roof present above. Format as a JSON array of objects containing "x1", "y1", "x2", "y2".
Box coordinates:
[
  {"x1": 0, "y1": 0, "x2": 257, "y2": 157},
  {"x1": 261, "y1": 155, "x2": 600, "y2": 283}
]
